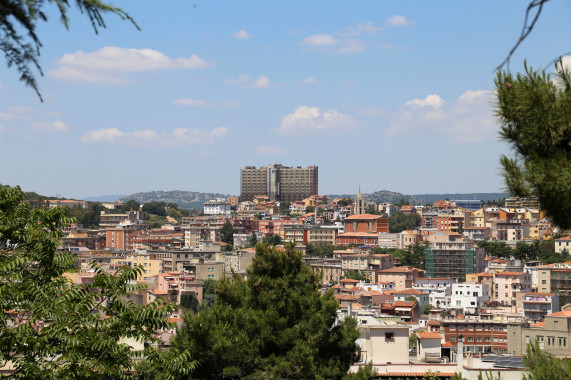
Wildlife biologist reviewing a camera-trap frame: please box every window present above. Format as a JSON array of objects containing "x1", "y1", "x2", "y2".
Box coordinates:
[
  {"x1": 450, "y1": 325, "x2": 456, "y2": 331},
  {"x1": 485, "y1": 325, "x2": 491, "y2": 331},
  {"x1": 542, "y1": 280, "x2": 546, "y2": 284},
  {"x1": 559, "y1": 338, "x2": 567, "y2": 347},
  {"x1": 459, "y1": 325, "x2": 465, "y2": 331},
  {"x1": 468, "y1": 336, "x2": 474, "y2": 342},
  {"x1": 485, "y1": 337, "x2": 491, "y2": 342},
  {"x1": 450, "y1": 336, "x2": 456, "y2": 342},
  {"x1": 526, "y1": 336, "x2": 530, "y2": 344},
  {"x1": 477, "y1": 336, "x2": 483, "y2": 342},
  {"x1": 385, "y1": 332, "x2": 395, "y2": 342},
  {"x1": 468, "y1": 325, "x2": 474, "y2": 331}
]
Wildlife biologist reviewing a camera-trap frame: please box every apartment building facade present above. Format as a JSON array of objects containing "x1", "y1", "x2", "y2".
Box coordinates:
[
  {"x1": 240, "y1": 164, "x2": 318, "y2": 202},
  {"x1": 425, "y1": 241, "x2": 485, "y2": 281}
]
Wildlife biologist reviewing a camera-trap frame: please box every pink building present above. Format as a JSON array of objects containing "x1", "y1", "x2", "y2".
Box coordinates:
[{"x1": 493, "y1": 271, "x2": 532, "y2": 307}]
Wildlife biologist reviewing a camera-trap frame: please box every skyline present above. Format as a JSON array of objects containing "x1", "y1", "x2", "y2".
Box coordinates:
[{"x1": 1, "y1": 1, "x2": 570, "y2": 199}]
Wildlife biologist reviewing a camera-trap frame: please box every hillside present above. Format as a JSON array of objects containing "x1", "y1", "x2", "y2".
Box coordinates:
[
  {"x1": 118, "y1": 190, "x2": 231, "y2": 210},
  {"x1": 327, "y1": 190, "x2": 507, "y2": 205}
]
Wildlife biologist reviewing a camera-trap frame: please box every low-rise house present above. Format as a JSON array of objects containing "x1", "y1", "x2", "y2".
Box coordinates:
[
  {"x1": 375, "y1": 266, "x2": 425, "y2": 291},
  {"x1": 449, "y1": 283, "x2": 489, "y2": 314},
  {"x1": 356, "y1": 315, "x2": 409, "y2": 364},
  {"x1": 413, "y1": 277, "x2": 456, "y2": 309},
  {"x1": 416, "y1": 332, "x2": 443, "y2": 363},
  {"x1": 522, "y1": 292, "x2": 559, "y2": 323}
]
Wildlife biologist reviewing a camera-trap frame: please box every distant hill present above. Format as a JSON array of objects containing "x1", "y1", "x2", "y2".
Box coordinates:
[
  {"x1": 118, "y1": 190, "x2": 231, "y2": 210},
  {"x1": 83, "y1": 194, "x2": 127, "y2": 202},
  {"x1": 327, "y1": 190, "x2": 507, "y2": 205}
]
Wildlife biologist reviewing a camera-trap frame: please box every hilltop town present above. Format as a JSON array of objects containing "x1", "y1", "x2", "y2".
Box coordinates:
[{"x1": 29, "y1": 164, "x2": 570, "y2": 378}]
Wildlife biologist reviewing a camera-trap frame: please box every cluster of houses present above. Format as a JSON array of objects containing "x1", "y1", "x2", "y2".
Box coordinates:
[{"x1": 50, "y1": 193, "x2": 571, "y2": 379}]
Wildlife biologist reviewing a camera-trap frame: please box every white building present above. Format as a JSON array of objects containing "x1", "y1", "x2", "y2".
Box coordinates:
[
  {"x1": 523, "y1": 260, "x2": 544, "y2": 290},
  {"x1": 355, "y1": 315, "x2": 409, "y2": 364},
  {"x1": 413, "y1": 278, "x2": 456, "y2": 309},
  {"x1": 555, "y1": 235, "x2": 571, "y2": 254},
  {"x1": 203, "y1": 199, "x2": 232, "y2": 215},
  {"x1": 450, "y1": 283, "x2": 489, "y2": 314},
  {"x1": 522, "y1": 292, "x2": 559, "y2": 323}
]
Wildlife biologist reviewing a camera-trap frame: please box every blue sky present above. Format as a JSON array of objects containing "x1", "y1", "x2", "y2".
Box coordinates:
[{"x1": 1, "y1": 0, "x2": 570, "y2": 199}]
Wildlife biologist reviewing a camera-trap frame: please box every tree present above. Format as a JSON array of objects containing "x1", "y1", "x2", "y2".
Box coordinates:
[
  {"x1": 523, "y1": 340, "x2": 571, "y2": 379},
  {"x1": 403, "y1": 242, "x2": 427, "y2": 269},
  {"x1": 477, "y1": 241, "x2": 513, "y2": 258},
  {"x1": 262, "y1": 233, "x2": 282, "y2": 246},
  {"x1": 249, "y1": 231, "x2": 258, "y2": 247},
  {"x1": 220, "y1": 220, "x2": 235, "y2": 245},
  {"x1": 179, "y1": 292, "x2": 199, "y2": 313},
  {"x1": 66, "y1": 201, "x2": 105, "y2": 228},
  {"x1": 171, "y1": 244, "x2": 360, "y2": 379},
  {"x1": 424, "y1": 305, "x2": 434, "y2": 314},
  {"x1": 405, "y1": 296, "x2": 417, "y2": 302},
  {"x1": 1, "y1": 0, "x2": 138, "y2": 101},
  {"x1": 142, "y1": 201, "x2": 167, "y2": 217},
  {"x1": 341, "y1": 270, "x2": 369, "y2": 282},
  {"x1": 0, "y1": 186, "x2": 193, "y2": 378},
  {"x1": 389, "y1": 211, "x2": 421, "y2": 233},
  {"x1": 121, "y1": 199, "x2": 141, "y2": 212},
  {"x1": 495, "y1": 61, "x2": 571, "y2": 228}
]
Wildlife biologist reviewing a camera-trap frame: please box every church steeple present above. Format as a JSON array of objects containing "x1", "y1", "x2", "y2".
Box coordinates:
[{"x1": 353, "y1": 185, "x2": 365, "y2": 215}]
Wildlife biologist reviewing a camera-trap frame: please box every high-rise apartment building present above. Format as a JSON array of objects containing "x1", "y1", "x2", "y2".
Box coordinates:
[{"x1": 240, "y1": 164, "x2": 318, "y2": 203}]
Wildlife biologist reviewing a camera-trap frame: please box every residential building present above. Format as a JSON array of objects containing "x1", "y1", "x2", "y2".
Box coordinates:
[
  {"x1": 100, "y1": 210, "x2": 144, "y2": 228},
  {"x1": 538, "y1": 261, "x2": 571, "y2": 303},
  {"x1": 449, "y1": 283, "x2": 489, "y2": 314},
  {"x1": 203, "y1": 199, "x2": 232, "y2": 215},
  {"x1": 356, "y1": 315, "x2": 409, "y2": 364},
  {"x1": 555, "y1": 236, "x2": 571, "y2": 254},
  {"x1": 303, "y1": 227, "x2": 337, "y2": 246},
  {"x1": 486, "y1": 258, "x2": 522, "y2": 273},
  {"x1": 416, "y1": 332, "x2": 443, "y2": 363},
  {"x1": 393, "y1": 289, "x2": 429, "y2": 310},
  {"x1": 522, "y1": 292, "x2": 559, "y2": 322},
  {"x1": 376, "y1": 266, "x2": 425, "y2": 291},
  {"x1": 239, "y1": 164, "x2": 318, "y2": 202},
  {"x1": 425, "y1": 241, "x2": 485, "y2": 281},
  {"x1": 493, "y1": 271, "x2": 531, "y2": 306},
  {"x1": 504, "y1": 197, "x2": 540, "y2": 209},
  {"x1": 442, "y1": 316, "x2": 527, "y2": 355},
  {"x1": 508, "y1": 311, "x2": 571, "y2": 357},
  {"x1": 523, "y1": 260, "x2": 544, "y2": 290},
  {"x1": 413, "y1": 278, "x2": 456, "y2": 309},
  {"x1": 105, "y1": 227, "x2": 136, "y2": 251},
  {"x1": 453, "y1": 199, "x2": 483, "y2": 211}
]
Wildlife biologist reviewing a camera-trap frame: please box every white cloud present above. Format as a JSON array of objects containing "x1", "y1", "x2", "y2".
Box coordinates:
[
  {"x1": 276, "y1": 106, "x2": 361, "y2": 136},
  {"x1": 405, "y1": 94, "x2": 445, "y2": 109},
  {"x1": 225, "y1": 74, "x2": 272, "y2": 89},
  {"x1": 81, "y1": 126, "x2": 228, "y2": 146},
  {"x1": 254, "y1": 145, "x2": 291, "y2": 155},
  {"x1": 28, "y1": 120, "x2": 70, "y2": 132},
  {"x1": 298, "y1": 76, "x2": 317, "y2": 85},
  {"x1": 232, "y1": 30, "x2": 251, "y2": 39},
  {"x1": 172, "y1": 98, "x2": 240, "y2": 107},
  {"x1": 387, "y1": 15, "x2": 415, "y2": 26},
  {"x1": 300, "y1": 34, "x2": 340, "y2": 46},
  {"x1": 299, "y1": 33, "x2": 365, "y2": 53},
  {"x1": 336, "y1": 22, "x2": 382, "y2": 37},
  {"x1": 335, "y1": 39, "x2": 366, "y2": 53},
  {"x1": 0, "y1": 125, "x2": 7, "y2": 133},
  {"x1": 387, "y1": 90, "x2": 495, "y2": 142},
  {"x1": 50, "y1": 47, "x2": 215, "y2": 83}
]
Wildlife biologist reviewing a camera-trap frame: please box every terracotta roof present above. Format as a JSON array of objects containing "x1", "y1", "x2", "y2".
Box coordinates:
[
  {"x1": 393, "y1": 301, "x2": 415, "y2": 307},
  {"x1": 495, "y1": 271, "x2": 525, "y2": 276},
  {"x1": 530, "y1": 321, "x2": 545, "y2": 328},
  {"x1": 525, "y1": 292, "x2": 554, "y2": 296},
  {"x1": 168, "y1": 317, "x2": 183, "y2": 323},
  {"x1": 394, "y1": 289, "x2": 428, "y2": 295},
  {"x1": 417, "y1": 332, "x2": 442, "y2": 339},
  {"x1": 337, "y1": 232, "x2": 379, "y2": 237},
  {"x1": 344, "y1": 214, "x2": 385, "y2": 220},
  {"x1": 427, "y1": 321, "x2": 441, "y2": 326},
  {"x1": 370, "y1": 291, "x2": 385, "y2": 296},
  {"x1": 442, "y1": 342, "x2": 454, "y2": 347},
  {"x1": 340, "y1": 279, "x2": 359, "y2": 283},
  {"x1": 377, "y1": 373, "x2": 456, "y2": 377},
  {"x1": 378, "y1": 266, "x2": 421, "y2": 273},
  {"x1": 549, "y1": 311, "x2": 571, "y2": 317}
]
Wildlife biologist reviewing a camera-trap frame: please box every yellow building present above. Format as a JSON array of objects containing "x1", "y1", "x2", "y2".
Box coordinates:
[{"x1": 111, "y1": 252, "x2": 163, "y2": 280}]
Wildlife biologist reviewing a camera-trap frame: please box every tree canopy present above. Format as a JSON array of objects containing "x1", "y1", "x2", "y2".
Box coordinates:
[
  {"x1": 495, "y1": 61, "x2": 571, "y2": 228},
  {"x1": 388, "y1": 211, "x2": 421, "y2": 233},
  {"x1": 220, "y1": 220, "x2": 235, "y2": 245},
  {"x1": 171, "y1": 243, "x2": 359, "y2": 379},
  {"x1": 0, "y1": 186, "x2": 192, "y2": 378},
  {"x1": 1, "y1": 0, "x2": 138, "y2": 101}
]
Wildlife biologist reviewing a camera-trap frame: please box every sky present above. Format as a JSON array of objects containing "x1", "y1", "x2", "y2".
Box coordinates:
[{"x1": 1, "y1": 0, "x2": 570, "y2": 199}]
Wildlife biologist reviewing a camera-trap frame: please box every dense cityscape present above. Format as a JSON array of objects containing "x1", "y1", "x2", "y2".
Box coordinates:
[{"x1": 2, "y1": 163, "x2": 567, "y2": 378}]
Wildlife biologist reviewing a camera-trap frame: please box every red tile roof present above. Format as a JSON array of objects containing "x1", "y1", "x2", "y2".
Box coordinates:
[
  {"x1": 417, "y1": 332, "x2": 442, "y2": 339},
  {"x1": 549, "y1": 311, "x2": 571, "y2": 317},
  {"x1": 344, "y1": 214, "x2": 385, "y2": 220}
]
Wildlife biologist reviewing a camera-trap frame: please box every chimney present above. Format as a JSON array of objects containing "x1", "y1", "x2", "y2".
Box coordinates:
[{"x1": 457, "y1": 335, "x2": 464, "y2": 375}]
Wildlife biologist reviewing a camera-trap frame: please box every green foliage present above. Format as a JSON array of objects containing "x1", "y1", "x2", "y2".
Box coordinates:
[
  {"x1": 341, "y1": 270, "x2": 369, "y2": 282},
  {"x1": 343, "y1": 363, "x2": 377, "y2": 379},
  {"x1": 337, "y1": 199, "x2": 352, "y2": 207},
  {"x1": 477, "y1": 241, "x2": 513, "y2": 258},
  {"x1": 220, "y1": 220, "x2": 235, "y2": 245},
  {"x1": 396, "y1": 198, "x2": 410, "y2": 207},
  {"x1": 306, "y1": 243, "x2": 347, "y2": 257},
  {"x1": 424, "y1": 304, "x2": 434, "y2": 314},
  {"x1": 179, "y1": 292, "x2": 199, "y2": 313},
  {"x1": 306, "y1": 205, "x2": 316, "y2": 213},
  {"x1": 0, "y1": 186, "x2": 193, "y2": 378},
  {"x1": 249, "y1": 232, "x2": 258, "y2": 247},
  {"x1": 403, "y1": 242, "x2": 427, "y2": 269},
  {"x1": 495, "y1": 61, "x2": 571, "y2": 228},
  {"x1": 66, "y1": 201, "x2": 105, "y2": 228},
  {"x1": 142, "y1": 201, "x2": 167, "y2": 217},
  {"x1": 389, "y1": 211, "x2": 421, "y2": 233},
  {"x1": 365, "y1": 204, "x2": 379, "y2": 215},
  {"x1": 0, "y1": 0, "x2": 138, "y2": 101},
  {"x1": 172, "y1": 244, "x2": 360, "y2": 379},
  {"x1": 263, "y1": 233, "x2": 282, "y2": 246},
  {"x1": 405, "y1": 296, "x2": 417, "y2": 302},
  {"x1": 523, "y1": 340, "x2": 571, "y2": 380},
  {"x1": 121, "y1": 199, "x2": 141, "y2": 212},
  {"x1": 409, "y1": 334, "x2": 418, "y2": 349}
]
